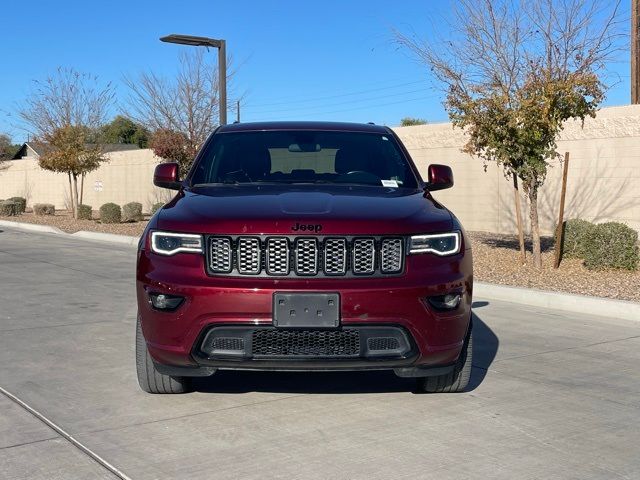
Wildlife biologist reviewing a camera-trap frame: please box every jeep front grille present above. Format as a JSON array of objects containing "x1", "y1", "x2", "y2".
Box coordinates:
[
  {"x1": 206, "y1": 236, "x2": 405, "y2": 277},
  {"x1": 252, "y1": 329, "x2": 360, "y2": 357}
]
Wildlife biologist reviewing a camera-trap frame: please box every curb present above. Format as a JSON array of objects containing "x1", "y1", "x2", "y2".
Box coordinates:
[
  {"x1": 475, "y1": 282, "x2": 640, "y2": 323},
  {"x1": 0, "y1": 220, "x2": 64, "y2": 235},
  {"x1": 71, "y1": 230, "x2": 140, "y2": 247},
  {"x1": 0, "y1": 220, "x2": 139, "y2": 247}
]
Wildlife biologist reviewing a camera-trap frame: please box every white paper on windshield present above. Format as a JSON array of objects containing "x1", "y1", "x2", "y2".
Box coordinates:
[{"x1": 381, "y1": 179, "x2": 399, "y2": 188}]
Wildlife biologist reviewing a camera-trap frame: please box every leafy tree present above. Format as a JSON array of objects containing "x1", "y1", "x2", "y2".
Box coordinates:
[
  {"x1": 18, "y1": 67, "x2": 114, "y2": 217},
  {"x1": 0, "y1": 134, "x2": 21, "y2": 167},
  {"x1": 39, "y1": 126, "x2": 107, "y2": 218},
  {"x1": 400, "y1": 117, "x2": 428, "y2": 127},
  {"x1": 397, "y1": 0, "x2": 623, "y2": 268},
  {"x1": 149, "y1": 129, "x2": 195, "y2": 176},
  {"x1": 101, "y1": 115, "x2": 149, "y2": 147}
]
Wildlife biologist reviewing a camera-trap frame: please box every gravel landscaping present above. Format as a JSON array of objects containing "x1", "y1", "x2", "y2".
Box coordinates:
[
  {"x1": 1, "y1": 212, "x2": 638, "y2": 302},
  {"x1": 471, "y1": 231, "x2": 640, "y2": 302},
  {"x1": 0, "y1": 211, "x2": 147, "y2": 237}
]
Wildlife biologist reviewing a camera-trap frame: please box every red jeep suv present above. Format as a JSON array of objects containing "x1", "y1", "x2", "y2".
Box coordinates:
[{"x1": 136, "y1": 121, "x2": 473, "y2": 394}]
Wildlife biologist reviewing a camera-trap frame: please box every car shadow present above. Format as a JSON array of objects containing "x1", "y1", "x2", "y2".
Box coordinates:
[
  {"x1": 467, "y1": 312, "x2": 499, "y2": 391},
  {"x1": 191, "y1": 312, "x2": 499, "y2": 395}
]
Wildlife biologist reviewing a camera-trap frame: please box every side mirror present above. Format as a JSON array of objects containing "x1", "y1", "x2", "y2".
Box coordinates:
[
  {"x1": 153, "y1": 162, "x2": 181, "y2": 190},
  {"x1": 425, "y1": 164, "x2": 453, "y2": 191}
]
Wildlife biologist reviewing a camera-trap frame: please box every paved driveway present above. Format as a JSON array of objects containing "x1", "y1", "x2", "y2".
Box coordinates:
[{"x1": 0, "y1": 226, "x2": 638, "y2": 480}]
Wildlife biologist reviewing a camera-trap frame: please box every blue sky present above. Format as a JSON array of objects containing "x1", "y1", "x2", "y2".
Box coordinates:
[{"x1": 0, "y1": 0, "x2": 631, "y2": 142}]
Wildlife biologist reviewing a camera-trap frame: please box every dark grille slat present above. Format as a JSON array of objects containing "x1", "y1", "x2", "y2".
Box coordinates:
[
  {"x1": 208, "y1": 236, "x2": 404, "y2": 277},
  {"x1": 252, "y1": 329, "x2": 360, "y2": 357}
]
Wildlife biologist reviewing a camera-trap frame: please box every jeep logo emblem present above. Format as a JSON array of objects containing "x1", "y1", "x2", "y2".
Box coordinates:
[{"x1": 291, "y1": 222, "x2": 323, "y2": 233}]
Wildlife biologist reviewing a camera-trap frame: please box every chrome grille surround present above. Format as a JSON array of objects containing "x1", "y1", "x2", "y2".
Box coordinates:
[
  {"x1": 294, "y1": 238, "x2": 318, "y2": 275},
  {"x1": 381, "y1": 238, "x2": 403, "y2": 273},
  {"x1": 206, "y1": 236, "x2": 405, "y2": 277},
  {"x1": 237, "y1": 237, "x2": 261, "y2": 274},
  {"x1": 324, "y1": 238, "x2": 347, "y2": 275},
  {"x1": 352, "y1": 238, "x2": 375, "y2": 274},
  {"x1": 266, "y1": 238, "x2": 289, "y2": 275},
  {"x1": 209, "y1": 237, "x2": 233, "y2": 273}
]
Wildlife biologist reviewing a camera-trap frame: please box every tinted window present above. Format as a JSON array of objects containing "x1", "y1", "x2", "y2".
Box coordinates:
[{"x1": 191, "y1": 131, "x2": 418, "y2": 188}]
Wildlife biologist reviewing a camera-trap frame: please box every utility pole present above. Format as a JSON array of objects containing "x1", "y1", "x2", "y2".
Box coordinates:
[
  {"x1": 633, "y1": 0, "x2": 640, "y2": 104},
  {"x1": 236, "y1": 100, "x2": 240, "y2": 123}
]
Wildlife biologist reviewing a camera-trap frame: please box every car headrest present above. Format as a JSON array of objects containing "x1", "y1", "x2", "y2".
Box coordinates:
[
  {"x1": 334, "y1": 147, "x2": 369, "y2": 174},
  {"x1": 223, "y1": 144, "x2": 272, "y2": 180}
]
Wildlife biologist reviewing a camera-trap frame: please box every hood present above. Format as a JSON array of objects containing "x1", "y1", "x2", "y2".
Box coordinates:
[{"x1": 157, "y1": 185, "x2": 453, "y2": 235}]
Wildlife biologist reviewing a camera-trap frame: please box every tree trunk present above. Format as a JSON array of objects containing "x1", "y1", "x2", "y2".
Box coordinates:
[
  {"x1": 67, "y1": 172, "x2": 75, "y2": 218},
  {"x1": 80, "y1": 173, "x2": 85, "y2": 206},
  {"x1": 528, "y1": 183, "x2": 542, "y2": 269},
  {"x1": 71, "y1": 173, "x2": 80, "y2": 220},
  {"x1": 512, "y1": 173, "x2": 526, "y2": 264}
]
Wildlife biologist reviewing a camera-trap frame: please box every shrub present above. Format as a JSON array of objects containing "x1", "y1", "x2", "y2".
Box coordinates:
[
  {"x1": 0, "y1": 200, "x2": 19, "y2": 216},
  {"x1": 582, "y1": 222, "x2": 639, "y2": 271},
  {"x1": 77, "y1": 204, "x2": 93, "y2": 220},
  {"x1": 33, "y1": 203, "x2": 56, "y2": 216},
  {"x1": 122, "y1": 202, "x2": 143, "y2": 222},
  {"x1": 150, "y1": 202, "x2": 164, "y2": 214},
  {"x1": 8, "y1": 197, "x2": 26, "y2": 214},
  {"x1": 99, "y1": 203, "x2": 121, "y2": 224},
  {"x1": 558, "y1": 219, "x2": 593, "y2": 259}
]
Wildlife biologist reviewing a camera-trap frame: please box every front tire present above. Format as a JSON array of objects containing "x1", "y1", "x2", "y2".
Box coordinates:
[
  {"x1": 136, "y1": 317, "x2": 191, "y2": 394},
  {"x1": 416, "y1": 322, "x2": 473, "y2": 393}
]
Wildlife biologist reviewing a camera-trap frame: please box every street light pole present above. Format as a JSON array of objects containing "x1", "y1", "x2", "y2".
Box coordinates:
[
  {"x1": 160, "y1": 34, "x2": 228, "y2": 125},
  {"x1": 218, "y1": 39, "x2": 227, "y2": 125}
]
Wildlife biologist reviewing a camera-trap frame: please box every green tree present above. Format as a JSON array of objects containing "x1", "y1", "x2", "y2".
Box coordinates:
[
  {"x1": 39, "y1": 126, "x2": 108, "y2": 219},
  {"x1": 397, "y1": 0, "x2": 622, "y2": 268},
  {"x1": 101, "y1": 115, "x2": 149, "y2": 147},
  {"x1": 400, "y1": 117, "x2": 428, "y2": 127},
  {"x1": 0, "y1": 134, "x2": 20, "y2": 164}
]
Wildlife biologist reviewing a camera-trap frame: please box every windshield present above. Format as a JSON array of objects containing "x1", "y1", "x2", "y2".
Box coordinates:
[{"x1": 190, "y1": 130, "x2": 419, "y2": 188}]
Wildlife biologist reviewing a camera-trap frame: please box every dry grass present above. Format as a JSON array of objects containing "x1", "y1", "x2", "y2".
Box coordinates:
[{"x1": 1, "y1": 213, "x2": 638, "y2": 302}]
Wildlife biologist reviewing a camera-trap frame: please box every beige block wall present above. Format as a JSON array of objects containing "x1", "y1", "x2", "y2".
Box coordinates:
[
  {"x1": 394, "y1": 105, "x2": 640, "y2": 235},
  {"x1": 1, "y1": 105, "x2": 638, "y2": 235},
  {"x1": 0, "y1": 149, "x2": 172, "y2": 212}
]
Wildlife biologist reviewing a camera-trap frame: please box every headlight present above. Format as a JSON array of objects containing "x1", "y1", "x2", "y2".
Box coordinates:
[
  {"x1": 409, "y1": 232, "x2": 461, "y2": 255},
  {"x1": 150, "y1": 231, "x2": 203, "y2": 256}
]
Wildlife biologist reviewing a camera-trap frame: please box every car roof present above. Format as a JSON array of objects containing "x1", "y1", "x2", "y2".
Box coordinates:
[{"x1": 217, "y1": 121, "x2": 391, "y2": 134}]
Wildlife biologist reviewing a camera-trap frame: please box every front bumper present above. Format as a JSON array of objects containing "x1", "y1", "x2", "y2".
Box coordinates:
[{"x1": 136, "y1": 246, "x2": 473, "y2": 372}]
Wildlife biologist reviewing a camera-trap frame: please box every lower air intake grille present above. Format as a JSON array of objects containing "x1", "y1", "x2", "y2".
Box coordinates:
[
  {"x1": 367, "y1": 337, "x2": 400, "y2": 351},
  {"x1": 211, "y1": 337, "x2": 245, "y2": 351},
  {"x1": 252, "y1": 329, "x2": 360, "y2": 357}
]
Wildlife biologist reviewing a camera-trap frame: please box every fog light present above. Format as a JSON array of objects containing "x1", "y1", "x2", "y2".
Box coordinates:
[
  {"x1": 149, "y1": 293, "x2": 184, "y2": 311},
  {"x1": 428, "y1": 293, "x2": 461, "y2": 311}
]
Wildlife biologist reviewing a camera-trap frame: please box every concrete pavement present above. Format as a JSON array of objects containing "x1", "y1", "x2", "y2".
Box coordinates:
[{"x1": 0, "y1": 226, "x2": 638, "y2": 479}]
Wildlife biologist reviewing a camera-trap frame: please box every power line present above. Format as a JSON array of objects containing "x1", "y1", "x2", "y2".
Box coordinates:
[
  {"x1": 246, "y1": 80, "x2": 427, "y2": 108},
  {"x1": 245, "y1": 87, "x2": 435, "y2": 114},
  {"x1": 247, "y1": 94, "x2": 440, "y2": 120}
]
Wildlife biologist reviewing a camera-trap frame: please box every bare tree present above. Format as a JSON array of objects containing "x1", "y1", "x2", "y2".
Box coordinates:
[
  {"x1": 124, "y1": 49, "x2": 236, "y2": 170},
  {"x1": 397, "y1": 0, "x2": 624, "y2": 268},
  {"x1": 18, "y1": 68, "x2": 114, "y2": 217},
  {"x1": 19, "y1": 68, "x2": 114, "y2": 139}
]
